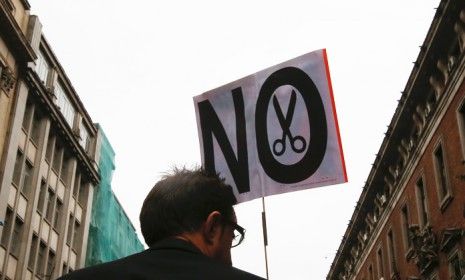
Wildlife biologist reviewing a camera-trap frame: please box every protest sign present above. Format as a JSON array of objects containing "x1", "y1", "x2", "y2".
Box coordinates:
[{"x1": 194, "y1": 49, "x2": 347, "y2": 203}]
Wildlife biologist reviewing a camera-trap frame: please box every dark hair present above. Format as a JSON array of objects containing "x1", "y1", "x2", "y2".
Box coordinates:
[{"x1": 139, "y1": 167, "x2": 237, "y2": 247}]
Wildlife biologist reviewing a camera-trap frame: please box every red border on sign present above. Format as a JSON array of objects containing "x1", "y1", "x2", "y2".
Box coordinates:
[{"x1": 322, "y1": 49, "x2": 348, "y2": 182}]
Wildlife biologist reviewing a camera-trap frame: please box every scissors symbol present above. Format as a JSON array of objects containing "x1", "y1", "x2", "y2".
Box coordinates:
[{"x1": 272, "y1": 90, "x2": 307, "y2": 156}]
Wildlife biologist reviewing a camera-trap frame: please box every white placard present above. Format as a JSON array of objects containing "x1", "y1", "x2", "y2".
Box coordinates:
[{"x1": 194, "y1": 49, "x2": 347, "y2": 203}]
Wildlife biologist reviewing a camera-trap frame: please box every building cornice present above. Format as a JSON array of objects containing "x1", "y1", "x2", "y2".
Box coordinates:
[
  {"x1": 0, "y1": 3, "x2": 36, "y2": 63},
  {"x1": 351, "y1": 56, "x2": 465, "y2": 279},
  {"x1": 25, "y1": 69, "x2": 100, "y2": 186}
]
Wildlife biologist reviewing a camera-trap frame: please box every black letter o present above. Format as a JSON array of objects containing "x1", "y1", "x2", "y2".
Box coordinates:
[{"x1": 255, "y1": 67, "x2": 327, "y2": 183}]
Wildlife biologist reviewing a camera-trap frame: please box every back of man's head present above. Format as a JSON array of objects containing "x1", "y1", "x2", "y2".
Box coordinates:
[{"x1": 139, "y1": 167, "x2": 237, "y2": 247}]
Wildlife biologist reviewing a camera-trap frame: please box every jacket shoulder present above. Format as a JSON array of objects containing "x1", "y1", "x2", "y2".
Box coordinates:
[{"x1": 56, "y1": 251, "x2": 146, "y2": 279}]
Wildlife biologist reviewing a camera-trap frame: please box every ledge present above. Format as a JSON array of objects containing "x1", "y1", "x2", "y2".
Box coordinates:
[{"x1": 0, "y1": 3, "x2": 36, "y2": 63}]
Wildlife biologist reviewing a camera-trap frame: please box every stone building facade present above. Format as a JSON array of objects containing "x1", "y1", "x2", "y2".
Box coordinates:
[
  {"x1": 0, "y1": 1, "x2": 101, "y2": 279},
  {"x1": 327, "y1": 0, "x2": 465, "y2": 279}
]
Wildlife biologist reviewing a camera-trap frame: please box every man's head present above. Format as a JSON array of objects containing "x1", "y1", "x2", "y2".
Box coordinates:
[{"x1": 139, "y1": 167, "x2": 242, "y2": 264}]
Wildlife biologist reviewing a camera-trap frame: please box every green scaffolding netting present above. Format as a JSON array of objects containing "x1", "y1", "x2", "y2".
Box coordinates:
[{"x1": 85, "y1": 125, "x2": 144, "y2": 267}]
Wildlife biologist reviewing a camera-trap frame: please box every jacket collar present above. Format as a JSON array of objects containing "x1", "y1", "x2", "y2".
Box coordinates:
[{"x1": 150, "y1": 237, "x2": 204, "y2": 255}]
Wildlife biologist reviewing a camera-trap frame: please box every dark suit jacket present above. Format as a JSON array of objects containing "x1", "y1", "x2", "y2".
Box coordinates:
[{"x1": 57, "y1": 238, "x2": 266, "y2": 280}]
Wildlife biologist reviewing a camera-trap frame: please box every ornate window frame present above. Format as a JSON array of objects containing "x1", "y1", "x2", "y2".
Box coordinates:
[{"x1": 431, "y1": 138, "x2": 453, "y2": 212}]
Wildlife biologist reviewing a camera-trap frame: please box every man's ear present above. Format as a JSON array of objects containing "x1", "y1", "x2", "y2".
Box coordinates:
[{"x1": 202, "y1": 211, "x2": 223, "y2": 245}]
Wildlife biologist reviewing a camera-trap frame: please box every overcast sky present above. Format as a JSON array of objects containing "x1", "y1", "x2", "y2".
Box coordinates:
[{"x1": 28, "y1": 1, "x2": 440, "y2": 279}]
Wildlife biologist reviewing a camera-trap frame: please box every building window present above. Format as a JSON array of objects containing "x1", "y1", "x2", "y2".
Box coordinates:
[
  {"x1": 28, "y1": 234, "x2": 38, "y2": 270},
  {"x1": 30, "y1": 110, "x2": 43, "y2": 145},
  {"x1": 62, "y1": 263, "x2": 68, "y2": 275},
  {"x1": 79, "y1": 125, "x2": 91, "y2": 153},
  {"x1": 73, "y1": 172, "x2": 90, "y2": 206},
  {"x1": 61, "y1": 153, "x2": 72, "y2": 186},
  {"x1": 45, "y1": 135, "x2": 54, "y2": 162},
  {"x1": 46, "y1": 251, "x2": 55, "y2": 278},
  {"x1": 11, "y1": 216, "x2": 24, "y2": 257},
  {"x1": 78, "y1": 178, "x2": 87, "y2": 206},
  {"x1": 377, "y1": 247, "x2": 385, "y2": 279},
  {"x1": 368, "y1": 264, "x2": 374, "y2": 280},
  {"x1": 36, "y1": 242, "x2": 47, "y2": 278},
  {"x1": 433, "y1": 143, "x2": 452, "y2": 209},
  {"x1": 12, "y1": 151, "x2": 23, "y2": 186},
  {"x1": 45, "y1": 189, "x2": 56, "y2": 222},
  {"x1": 387, "y1": 230, "x2": 397, "y2": 276},
  {"x1": 37, "y1": 181, "x2": 47, "y2": 214},
  {"x1": 36, "y1": 51, "x2": 50, "y2": 84},
  {"x1": 401, "y1": 204, "x2": 412, "y2": 253},
  {"x1": 22, "y1": 102, "x2": 44, "y2": 145},
  {"x1": 55, "y1": 82, "x2": 76, "y2": 127},
  {"x1": 448, "y1": 250, "x2": 464, "y2": 280},
  {"x1": 52, "y1": 141, "x2": 63, "y2": 173},
  {"x1": 21, "y1": 161, "x2": 34, "y2": 199},
  {"x1": 1, "y1": 208, "x2": 13, "y2": 247},
  {"x1": 73, "y1": 173, "x2": 80, "y2": 198},
  {"x1": 458, "y1": 101, "x2": 465, "y2": 159},
  {"x1": 53, "y1": 200, "x2": 63, "y2": 230},
  {"x1": 22, "y1": 102, "x2": 33, "y2": 131},
  {"x1": 66, "y1": 215, "x2": 73, "y2": 245},
  {"x1": 72, "y1": 220, "x2": 80, "y2": 250},
  {"x1": 415, "y1": 177, "x2": 429, "y2": 227},
  {"x1": 12, "y1": 149, "x2": 35, "y2": 199}
]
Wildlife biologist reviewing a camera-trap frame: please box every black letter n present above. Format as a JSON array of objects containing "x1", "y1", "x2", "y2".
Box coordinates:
[{"x1": 197, "y1": 88, "x2": 250, "y2": 193}]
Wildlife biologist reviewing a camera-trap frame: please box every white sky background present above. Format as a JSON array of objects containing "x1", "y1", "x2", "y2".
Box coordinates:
[{"x1": 28, "y1": 1, "x2": 439, "y2": 279}]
